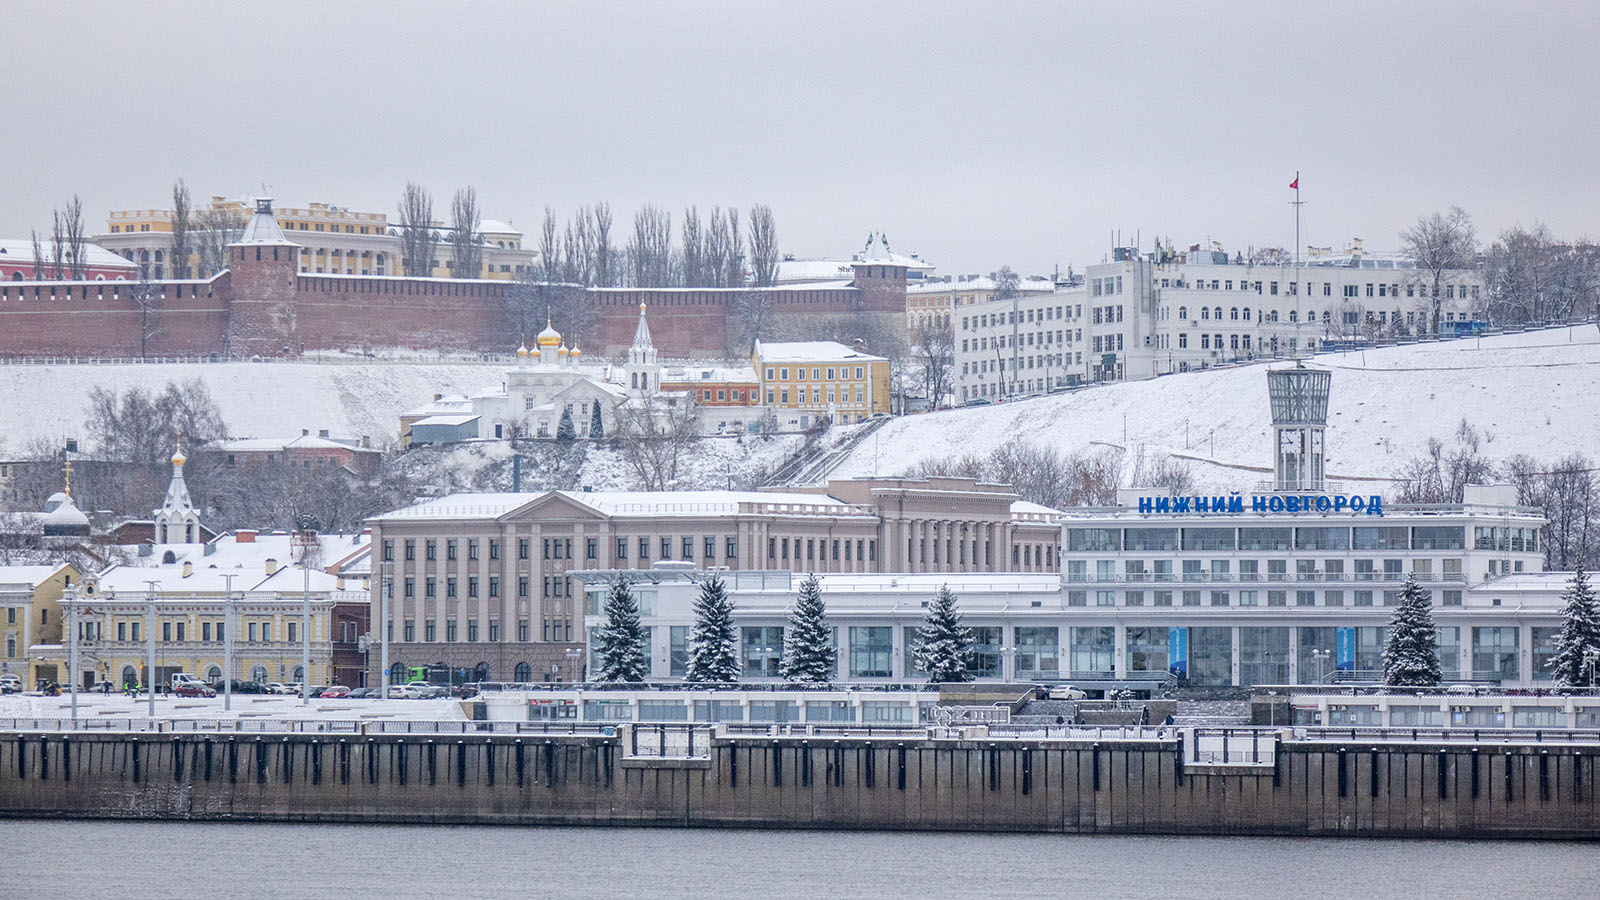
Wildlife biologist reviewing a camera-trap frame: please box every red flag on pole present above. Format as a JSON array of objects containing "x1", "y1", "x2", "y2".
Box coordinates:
[{"x1": 1289, "y1": 176, "x2": 1299, "y2": 189}]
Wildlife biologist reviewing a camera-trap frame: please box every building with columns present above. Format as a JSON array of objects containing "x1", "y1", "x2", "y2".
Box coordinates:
[{"x1": 363, "y1": 477, "x2": 1061, "y2": 685}]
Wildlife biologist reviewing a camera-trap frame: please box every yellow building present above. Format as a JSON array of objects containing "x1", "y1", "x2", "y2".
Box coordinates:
[
  {"x1": 752, "y1": 340, "x2": 890, "y2": 431},
  {"x1": 96, "y1": 195, "x2": 534, "y2": 280},
  {"x1": 73, "y1": 558, "x2": 347, "y2": 690},
  {"x1": 1, "y1": 564, "x2": 81, "y2": 689}
]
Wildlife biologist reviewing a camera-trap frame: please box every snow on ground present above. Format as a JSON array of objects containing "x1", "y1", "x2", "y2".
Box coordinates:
[
  {"x1": 832, "y1": 326, "x2": 1600, "y2": 491},
  {"x1": 0, "y1": 360, "x2": 505, "y2": 451},
  {"x1": 0, "y1": 692, "x2": 468, "y2": 723}
]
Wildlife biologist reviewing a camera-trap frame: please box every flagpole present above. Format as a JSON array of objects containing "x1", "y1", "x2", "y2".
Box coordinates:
[{"x1": 1292, "y1": 171, "x2": 1303, "y2": 355}]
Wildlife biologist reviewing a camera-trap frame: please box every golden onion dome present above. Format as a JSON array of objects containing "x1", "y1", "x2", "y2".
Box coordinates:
[
  {"x1": 171, "y1": 439, "x2": 186, "y2": 467},
  {"x1": 570, "y1": 345, "x2": 582, "y2": 358},
  {"x1": 516, "y1": 343, "x2": 529, "y2": 358},
  {"x1": 536, "y1": 324, "x2": 562, "y2": 348},
  {"x1": 557, "y1": 345, "x2": 570, "y2": 357}
]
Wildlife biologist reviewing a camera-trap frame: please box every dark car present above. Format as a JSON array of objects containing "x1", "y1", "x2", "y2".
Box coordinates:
[
  {"x1": 174, "y1": 682, "x2": 216, "y2": 698},
  {"x1": 345, "y1": 687, "x2": 373, "y2": 699}
]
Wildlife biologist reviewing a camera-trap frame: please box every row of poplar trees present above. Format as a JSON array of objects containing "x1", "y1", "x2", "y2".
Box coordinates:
[{"x1": 592, "y1": 574, "x2": 980, "y2": 684}]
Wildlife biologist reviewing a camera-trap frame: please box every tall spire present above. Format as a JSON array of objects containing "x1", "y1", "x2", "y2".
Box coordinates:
[
  {"x1": 631, "y1": 301, "x2": 654, "y2": 352},
  {"x1": 155, "y1": 436, "x2": 202, "y2": 543}
]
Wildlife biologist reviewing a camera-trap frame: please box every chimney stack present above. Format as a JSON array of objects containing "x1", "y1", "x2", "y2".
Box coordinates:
[{"x1": 265, "y1": 557, "x2": 279, "y2": 576}]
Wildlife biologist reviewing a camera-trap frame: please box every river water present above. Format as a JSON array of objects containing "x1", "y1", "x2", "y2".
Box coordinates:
[{"x1": 2, "y1": 819, "x2": 1595, "y2": 899}]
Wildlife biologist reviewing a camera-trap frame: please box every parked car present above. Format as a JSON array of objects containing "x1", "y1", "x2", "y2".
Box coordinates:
[
  {"x1": 319, "y1": 685, "x2": 350, "y2": 698},
  {"x1": 414, "y1": 684, "x2": 449, "y2": 699},
  {"x1": 388, "y1": 684, "x2": 425, "y2": 699},
  {"x1": 0, "y1": 674, "x2": 23, "y2": 694},
  {"x1": 174, "y1": 682, "x2": 216, "y2": 698},
  {"x1": 307, "y1": 685, "x2": 330, "y2": 698},
  {"x1": 267, "y1": 683, "x2": 293, "y2": 695},
  {"x1": 345, "y1": 687, "x2": 373, "y2": 699},
  {"x1": 1048, "y1": 685, "x2": 1088, "y2": 701}
]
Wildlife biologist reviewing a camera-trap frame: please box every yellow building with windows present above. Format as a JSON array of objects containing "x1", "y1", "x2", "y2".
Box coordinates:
[
  {"x1": 752, "y1": 340, "x2": 890, "y2": 431},
  {"x1": 96, "y1": 196, "x2": 534, "y2": 280},
  {"x1": 72, "y1": 558, "x2": 347, "y2": 690},
  {"x1": 1, "y1": 564, "x2": 81, "y2": 690}
]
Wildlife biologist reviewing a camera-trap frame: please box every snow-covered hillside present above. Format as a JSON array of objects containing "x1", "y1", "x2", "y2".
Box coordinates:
[
  {"x1": 832, "y1": 327, "x2": 1600, "y2": 491},
  {"x1": 0, "y1": 360, "x2": 506, "y2": 451}
]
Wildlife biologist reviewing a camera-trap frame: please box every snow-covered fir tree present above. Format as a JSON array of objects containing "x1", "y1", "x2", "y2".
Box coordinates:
[
  {"x1": 1382, "y1": 574, "x2": 1442, "y2": 686},
  {"x1": 780, "y1": 574, "x2": 834, "y2": 683},
  {"x1": 912, "y1": 584, "x2": 974, "y2": 683},
  {"x1": 594, "y1": 577, "x2": 648, "y2": 682},
  {"x1": 556, "y1": 407, "x2": 577, "y2": 442},
  {"x1": 685, "y1": 574, "x2": 740, "y2": 683},
  {"x1": 589, "y1": 402, "x2": 604, "y2": 439},
  {"x1": 1548, "y1": 565, "x2": 1599, "y2": 686}
]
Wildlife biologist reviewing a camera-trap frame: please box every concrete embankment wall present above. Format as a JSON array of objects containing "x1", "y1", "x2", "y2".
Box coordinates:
[{"x1": 2, "y1": 731, "x2": 1597, "y2": 838}]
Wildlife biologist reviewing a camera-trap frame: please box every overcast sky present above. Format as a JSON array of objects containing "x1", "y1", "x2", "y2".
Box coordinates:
[{"x1": 5, "y1": 1, "x2": 1597, "y2": 275}]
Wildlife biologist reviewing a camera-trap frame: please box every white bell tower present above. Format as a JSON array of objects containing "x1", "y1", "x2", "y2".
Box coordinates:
[{"x1": 154, "y1": 439, "x2": 204, "y2": 544}]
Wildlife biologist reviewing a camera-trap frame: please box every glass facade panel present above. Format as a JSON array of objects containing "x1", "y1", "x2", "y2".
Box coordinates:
[
  {"x1": 1295, "y1": 527, "x2": 1350, "y2": 550},
  {"x1": 1189, "y1": 626, "x2": 1233, "y2": 685},
  {"x1": 740, "y1": 626, "x2": 784, "y2": 678},
  {"x1": 1181, "y1": 528, "x2": 1235, "y2": 551},
  {"x1": 1531, "y1": 626, "x2": 1561, "y2": 682},
  {"x1": 968, "y1": 626, "x2": 1002, "y2": 679},
  {"x1": 848, "y1": 627, "x2": 893, "y2": 678},
  {"x1": 1412, "y1": 526, "x2": 1465, "y2": 550},
  {"x1": 1356, "y1": 626, "x2": 1387, "y2": 674},
  {"x1": 1472, "y1": 627, "x2": 1519, "y2": 682},
  {"x1": 1125, "y1": 627, "x2": 1169, "y2": 674},
  {"x1": 669, "y1": 626, "x2": 689, "y2": 677},
  {"x1": 1238, "y1": 528, "x2": 1291, "y2": 551},
  {"x1": 1067, "y1": 528, "x2": 1120, "y2": 552},
  {"x1": 1069, "y1": 627, "x2": 1115, "y2": 676},
  {"x1": 1296, "y1": 627, "x2": 1337, "y2": 684},
  {"x1": 1014, "y1": 627, "x2": 1059, "y2": 678},
  {"x1": 1239, "y1": 627, "x2": 1290, "y2": 686},
  {"x1": 1436, "y1": 626, "x2": 1461, "y2": 680},
  {"x1": 1353, "y1": 526, "x2": 1409, "y2": 550},
  {"x1": 1124, "y1": 528, "x2": 1179, "y2": 551}
]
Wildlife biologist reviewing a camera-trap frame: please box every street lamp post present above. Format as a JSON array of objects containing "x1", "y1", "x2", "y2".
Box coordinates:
[
  {"x1": 1311, "y1": 648, "x2": 1331, "y2": 686},
  {"x1": 564, "y1": 647, "x2": 584, "y2": 683},
  {"x1": 143, "y1": 579, "x2": 159, "y2": 718},
  {"x1": 222, "y1": 574, "x2": 235, "y2": 712},
  {"x1": 380, "y1": 561, "x2": 391, "y2": 701},
  {"x1": 66, "y1": 585, "x2": 78, "y2": 726}
]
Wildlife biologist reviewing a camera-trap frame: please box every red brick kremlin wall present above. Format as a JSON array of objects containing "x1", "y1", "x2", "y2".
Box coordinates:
[{"x1": 0, "y1": 257, "x2": 905, "y2": 359}]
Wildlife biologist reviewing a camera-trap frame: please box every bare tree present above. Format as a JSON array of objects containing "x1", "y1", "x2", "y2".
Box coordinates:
[
  {"x1": 59, "y1": 196, "x2": 90, "y2": 280},
  {"x1": 169, "y1": 181, "x2": 192, "y2": 279},
  {"x1": 706, "y1": 207, "x2": 733, "y2": 288},
  {"x1": 592, "y1": 202, "x2": 615, "y2": 287},
  {"x1": 681, "y1": 206, "x2": 706, "y2": 287},
  {"x1": 992, "y1": 265, "x2": 1021, "y2": 301},
  {"x1": 449, "y1": 186, "x2": 482, "y2": 278},
  {"x1": 127, "y1": 268, "x2": 162, "y2": 358},
  {"x1": 397, "y1": 182, "x2": 438, "y2": 277},
  {"x1": 30, "y1": 229, "x2": 45, "y2": 281},
  {"x1": 539, "y1": 206, "x2": 561, "y2": 283},
  {"x1": 615, "y1": 398, "x2": 702, "y2": 490},
  {"x1": 1130, "y1": 450, "x2": 1196, "y2": 496},
  {"x1": 1485, "y1": 224, "x2": 1600, "y2": 326},
  {"x1": 748, "y1": 204, "x2": 779, "y2": 286},
  {"x1": 1401, "y1": 206, "x2": 1476, "y2": 334},
  {"x1": 724, "y1": 208, "x2": 743, "y2": 287},
  {"x1": 909, "y1": 322, "x2": 954, "y2": 408},
  {"x1": 49, "y1": 211, "x2": 66, "y2": 280},
  {"x1": 628, "y1": 204, "x2": 674, "y2": 287},
  {"x1": 195, "y1": 205, "x2": 246, "y2": 277}
]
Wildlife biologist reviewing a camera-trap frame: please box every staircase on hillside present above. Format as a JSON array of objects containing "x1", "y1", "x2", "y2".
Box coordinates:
[{"x1": 762, "y1": 416, "x2": 892, "y2": 487}]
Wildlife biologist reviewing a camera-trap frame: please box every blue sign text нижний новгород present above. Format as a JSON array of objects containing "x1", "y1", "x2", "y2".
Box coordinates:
[{"x1": 1136, "y1": 494, "x2": 1384, "y2": 516}]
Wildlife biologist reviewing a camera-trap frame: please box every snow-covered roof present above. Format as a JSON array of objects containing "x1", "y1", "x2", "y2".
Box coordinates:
[
  {"x1": 476, "y1": 219, "x2": 520, "y2": 237},
  {"x1": 102, "y1": 530, "x2": 370, "y2": 595},
  {"x1": 373, "y1": 489, "x2": 866, "y2": 522},
  {"x1": 212, "y1": 433, "x2": 373, "y2": 453},
  {"x1": 41, "y1": 496, "x2": 89, "y2": 528},
  {"x1": 413, "y1": 414, "x2": 480, "y2": 427},
  {"x1": 753, "y1": 340, "x2": 886, "y2": 363},
  {"x1": 232, "y1": 198, "x2": 297, "y2": 246},
  {"x1": 909, "y1": 276, "x2": 1057, "y2": 295},
  {"x1": 775, "y1": 258, "x2": 856, "y2": 283},
  {"x1": 660, "y1": 364, "x2": 759, "y2": 384},
  {"x1": 1010, "y1": 500, "x2": 1062, "y2": 517},
  {"x1": 403, "y1": 394, "x2": 474, "y2": 417},
  {"x1": 0, "y1": 240, "x2": 138, "y2": 270},
  {"x1": 0, "y1": 564, "x2": 71, "y2": 590}
]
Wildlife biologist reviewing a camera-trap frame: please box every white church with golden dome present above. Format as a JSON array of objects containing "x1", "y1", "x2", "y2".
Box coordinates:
[{"x1": 406, "y1": 303, "x2": 761, "y2": 444}]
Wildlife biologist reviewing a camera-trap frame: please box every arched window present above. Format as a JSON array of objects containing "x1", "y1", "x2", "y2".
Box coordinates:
[
  {"x1": 1178, "y1": 306, "x2": 1187, "y2": 319},
  {"x1": 473, "y1": 662, "x2": 491, "y2": 683},
  {"x1": 1243, "y1": 308, "x2": 1252, "y2": 321},
  {"x1": 11, "y1": 272, "x2": 22, "y2": 281},
  {"x1": 1200, "y1": 307, "x2": 1209, "y2": 319},
  {"x1": 161, "y1": 549, "x2": 176, "y2": 563},
  {"x1": 389, "y1": 662, "x2": 408, "y2": 684},
  {"x1": 250, "y1": 665, "x2": 269, "y2": 683},
  {"x1": 1230, "y1": 307, "x2": 1238, "y2": 320},
  {"x1": 292, "y1": 666, "x2": 305, "y2": 683},
  {"x1": 513, "y1": 662, "x2": 531, "y2": 683},
  {"x1": 1214, "y1": 307, "x2": 1222, "y2": 319},
  {"x1": 205, "y1": 665, "x2": 222, "y2": 681},
  {"x1": 121, "y1": 665, "x2": 138, "y2": 687}
]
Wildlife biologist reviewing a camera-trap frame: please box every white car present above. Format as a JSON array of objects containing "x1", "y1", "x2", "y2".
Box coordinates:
[
  {"x1": 267, "y1": 682, "x2": 293, "y2": 695},
  {"x1": 387, "y1": 684, "x2": 425, "y2": 699},
  {"x1": 0, "y1": 673, "x2": 22, "y2": 694},
  {"x1": 1048, "y1": 685, "x2": 1088, "y2": 701}
]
